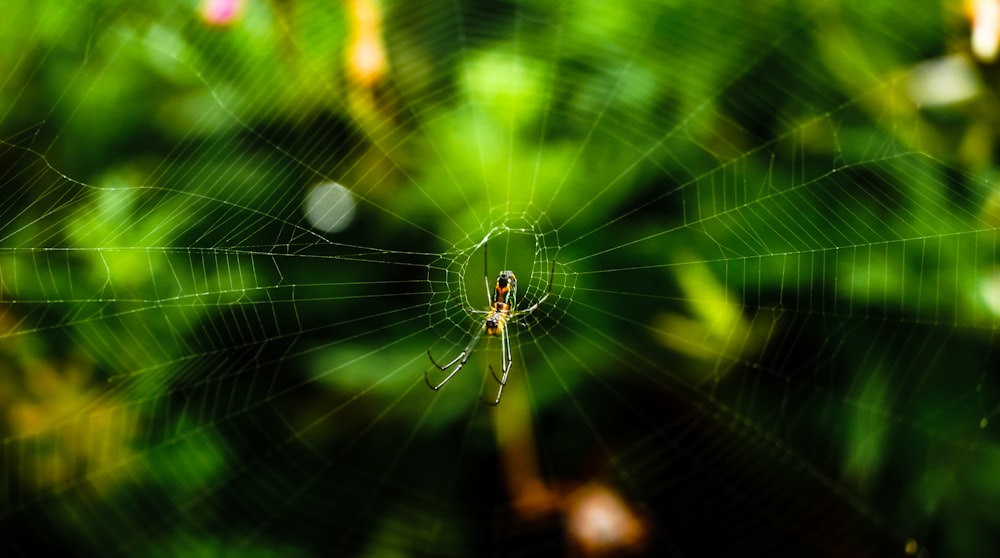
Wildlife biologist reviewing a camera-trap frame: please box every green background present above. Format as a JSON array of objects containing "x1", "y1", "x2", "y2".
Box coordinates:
[{"x1": 1, "y1": 0, "x2": 998, "y2": 556}]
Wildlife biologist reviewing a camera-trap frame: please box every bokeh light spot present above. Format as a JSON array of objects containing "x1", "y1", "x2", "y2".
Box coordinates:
[{"x1": 305, "y1": 182, "x2": 357, "y2": 233}]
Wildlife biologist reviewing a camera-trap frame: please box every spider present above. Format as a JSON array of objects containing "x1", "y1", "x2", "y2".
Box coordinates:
[{"x1": 426, "y1": 242, "x2": 556, "y2": 405}]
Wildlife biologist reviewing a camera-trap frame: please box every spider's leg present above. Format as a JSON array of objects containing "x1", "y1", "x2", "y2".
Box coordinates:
[
  {"x1": 483, "y1": 326, "x2": 513, "y2": 405},
  {"x1": 488, "y1": 325, "x2": 513, "y2": 385},
  {"x1": 426, "y1": 327, "x2": 484, "y2": 390},
  {"x1": 488, "y1": 365, "x2": 503, "y2": 385},
  {"x1": 484, "y1": 240, "x2": 493, "y2": 302},
  {"x1": 519, "y1": 256, "x2": 556, "y2": 314},
  {"x1": 500, "y1": 324, "x2": 512, "y2": 383},
  {"x1": 427, "y1": 348, "x2": 464, "y2": 371}
]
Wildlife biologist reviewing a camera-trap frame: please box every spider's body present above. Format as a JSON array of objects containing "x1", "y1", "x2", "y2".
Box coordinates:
[
  {"x1": 485, "y1": 271, "x2": 515, "y2": 337},
  {"x1": 426, "y1": 245, "x2": 554, "y2": 405}
]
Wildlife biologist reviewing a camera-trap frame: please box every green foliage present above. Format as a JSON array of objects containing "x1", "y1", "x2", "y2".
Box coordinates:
[{"x1": 1, "y1": 0, "x2": 998, "y2": 556}]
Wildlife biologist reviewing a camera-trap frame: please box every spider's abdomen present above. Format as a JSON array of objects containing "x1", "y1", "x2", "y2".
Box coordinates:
[{"x1": 494, "y1": 271, "x2": 516, "y2": 306}]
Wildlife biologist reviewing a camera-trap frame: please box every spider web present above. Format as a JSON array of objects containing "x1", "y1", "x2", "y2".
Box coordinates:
[{"x1": 1, "y1": 0, "x2": 998, "y2": 556}]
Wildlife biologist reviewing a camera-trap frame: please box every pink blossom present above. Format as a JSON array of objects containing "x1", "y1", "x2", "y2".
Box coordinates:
[{"x1": 201, "y1": 0, "x2": 243, "y2": 27}]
